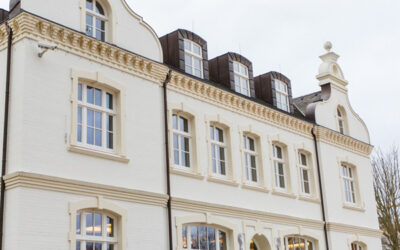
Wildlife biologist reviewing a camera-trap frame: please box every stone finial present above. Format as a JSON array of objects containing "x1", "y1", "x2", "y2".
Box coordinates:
[{"x1": 324, "y1": 41, "x2": 332, "y2": 52}]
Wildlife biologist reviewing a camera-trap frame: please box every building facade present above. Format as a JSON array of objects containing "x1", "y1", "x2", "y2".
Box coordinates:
[{"x1": 0, "y1": 0, "x2": 381, "y2": 249}]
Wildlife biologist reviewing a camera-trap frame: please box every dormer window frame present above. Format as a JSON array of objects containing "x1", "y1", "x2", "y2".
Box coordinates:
[
  {"x1": 184, "y1": 39, "x2": 204, "y2": 79},
  {"x1": 233, "y1": 61, "x2": 250, "y2": 96},
  {"x1": 274, "y1": 79, "x2": 290, "y2": 112},
  {"x1": 85, "y1": 0, "x2": 108, "y2": 42}
]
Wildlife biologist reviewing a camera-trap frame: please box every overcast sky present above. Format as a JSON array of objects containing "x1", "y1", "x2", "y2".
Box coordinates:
[{"x1": 0, "y1": 0, "x2": 399, "y2": 149}]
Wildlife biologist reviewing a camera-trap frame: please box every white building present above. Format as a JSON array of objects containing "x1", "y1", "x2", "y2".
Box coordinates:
[{"x1": 0, "y1": 0, "x2": 381, "y2": 249}]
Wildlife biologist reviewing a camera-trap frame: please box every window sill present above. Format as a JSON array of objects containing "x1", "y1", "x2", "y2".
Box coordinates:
[
  {"x1": 272, "y1": 189, "x2": 297, "y2": 199},
  {"x1": 343, "y1": 203, "x2": 366, "y2": 212},
  {"x1": 68, "y1": 145, "x2": 129, "y2": 163},
  {"x1": 207, "y1": 176, "x2": 239, "y2": 187},
  {"x1": 298, "y1": 195, "x2": 321, "y2": 204},
  {"x1": 170, "y1": 167, "x2": 204, "y2": 180},
  {"x1": 241, "y1": 183, "x2": 269, "y2": 193}
]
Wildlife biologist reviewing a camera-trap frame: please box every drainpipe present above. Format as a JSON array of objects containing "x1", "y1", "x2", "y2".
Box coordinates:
[
  {"x1": 311, "y1": 126, "x2": 329, "y2": 250},
  {"x1": 163, "y1": 69, "x2": 173, "y2": 250},
  {"x1": 0, "y1": 21, "x2": 13, "y2": 250}
]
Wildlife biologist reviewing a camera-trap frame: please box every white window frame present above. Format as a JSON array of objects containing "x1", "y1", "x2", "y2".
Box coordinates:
[
  {"x1": 351, "y1": 242, "x2": 364, "y2": 250},
  {"x1": 181, "y1": 224, "x2": 229, "y2": 250},
  {"x1": 85, "y1": 0, "x2": 107, "y2": 41},
  {"x1": 210, "y1": 125, "x2": 227, "y2": 177},
  {"x1": 243, "y1": 135, "x2": 258, "y2": 183},
  {"x1": 172, "y1": 114, "x2": 192, "y2": 168},
  {"x1": 342, "y1": 164, "x2": 357, "y2": 204},
  {"x1": 76, "y1": 210, "x2": 117, "y2": 250},
  {"x1": 274, "y1": 79, "x2": 290, "y2": 112},
  {"x1": 184, "y1": 39, "x2": 204, "y2": 78},
  {"x1": 284, "y1": 236, "x2": 314, "y2": 250},
  {"x1": 298, "y1": 152, "x2": 311, "y2": 196},
  {"x1": 273, "y1": 144, "x2": 286, "y2": 190},
  {"x1": 77, "y1": 82, "x2": 116, "y2": 153},
  {"x1": 337, "y1": 108, "x2": 345, "y2": 134},
  {"x1": 233, "y1": 61, "x2": 250, "y2": 96}
]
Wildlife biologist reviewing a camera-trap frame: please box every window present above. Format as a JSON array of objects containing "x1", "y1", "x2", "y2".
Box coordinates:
[
  {"x1": 273, "y1": 144, "x2": 286, "y2": 189},
  {"x1": 85, "y1": 0, "x2": 107, "y2": 41},
  {"x1": 173, "y1": 114, "x2": 191, "y2": 168},
  {"x1": 182, "y1": 225, "x2": 228, "y2": 250},
  {"x1": 233, "y1": 61, "x2": 250, "y2": 96},
  {"x1": 351, "y1": 242, "x2": 364, "y2": 250},
  {"x1": 243, "y1": 135, "x2": 258, "y2": 183},
  {"x1": 342, "y1": 164, "x2": 356, "y2": 204},
  {"x1": 184, "y1": 39, "x2": 203, "y2": 78},
  {"x1": 284, "y1": 236, "x2": 314, "y2": 250},
  {"x1": 337, "y1": 108, "x2": 345, "y2": 134},
  {"x1": 299, "y1": 152, "x2": 311, "y2": 195},
  {"x1": 76, "y1": 211, "x2": 117, "y2": 250},
  {"x1": 274, "y1": 79, "x2": 289, "y2": 112},
  {"x1": 210, "y1": 125, "x2": 226, "y2": 177},
  {"x1": 77, "y1": 83, "x2": 115, "y2": 151}
]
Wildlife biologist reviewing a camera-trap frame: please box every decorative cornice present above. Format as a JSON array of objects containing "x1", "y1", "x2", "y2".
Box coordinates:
[
  {"x1": 0, "y1": 12, "x2": 373, "y2": 157},
  {"x1": 313, "y1": 126, "x2": 373, "y2": 156},
  {"x1": 4, "y1": 171, "x2": 169, "y2": 207},
  {"x1": 326, "y1": 222, "x2": 382, "y2": 238},
  {"x1": 0, "y1": 12, "x2": 169, "y2": 85}
]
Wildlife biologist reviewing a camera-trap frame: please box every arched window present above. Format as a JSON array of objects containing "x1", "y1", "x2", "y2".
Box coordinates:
[
  {"x1": 182, "y1": 224, "x2": 228, "y2": 250},
  {"x1": 284, "y1": 236, "x2": 314, "y2": 250},
  {"x1": 351, "y1": 242, "x2": 364, "y2": 250},
  {"x1": 337, "y1": 108, "x2": 346, "y2": 134},
  {"x1": 85, "y1": 0, "x2": 107, "y2": 41},
  {"x1": 76, "y1": 210, "x2": 117, "y2": 249},
  {"x1": 233, "y1": 61, "x2": 250, "y2": 96}
]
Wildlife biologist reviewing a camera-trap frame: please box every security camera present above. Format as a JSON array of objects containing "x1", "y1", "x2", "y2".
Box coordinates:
[{"x1": 38, "y1": 42, "x2": 57, "y2": 58}]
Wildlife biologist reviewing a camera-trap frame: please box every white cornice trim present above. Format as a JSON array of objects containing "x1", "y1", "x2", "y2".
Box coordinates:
[
  {"x1": 4, "y1": 171, "x2": 169, "y2": 207},
  {"x1": 326, "y1": 222, "x2": 382, "y2": 238}
]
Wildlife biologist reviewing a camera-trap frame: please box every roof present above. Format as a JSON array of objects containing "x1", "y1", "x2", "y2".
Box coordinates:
[{"x1": 293, "y1": 91, "x2": 323, "y2": 116}]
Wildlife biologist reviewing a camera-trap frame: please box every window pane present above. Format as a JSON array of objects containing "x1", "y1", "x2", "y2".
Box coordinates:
[
  {"x1": 76, "y1": 241, "x2": 81, "y2": 250},
  {"x1": 251, "y1": 167, "x2": 257, "y2": 182},
  {"x1": 172, "y1": 115, "x2": 178, "y2": 130},
  {"x1": 182, "y1": 226, "x2": 188, "y2": 249},
  {"x1": 217, "y1": 128, "x2": 224, "y2": 142},
  {"x1": 107, "y1": 115, "x2": 113, "y2": 131},
  {"x1": 76, "y1": 214, "x2": 81, "y2": 234},
  {"x1": 94, "y1": 213, "x2": 102, "y2": 236},
  {"x1": 233, "y1": 62, "x2": 239, "y2": 72},
  {"x1": 193, "y1": 44, "x2": 201, "y2": 55},
  {"x1": 179, "y1": 117, "x2": 189, "y2": 132},
  {"x1": 86, "y1": 242, "x2": 93, "y2": 250},
  {"x1": 106, "y1": 93, "x2": 113, "y2": 109},
  {"x1": 194, "y1": 69, "x2": 202, "y2": 78},
  {"x1": 86, "y1": 213, "x2": 93, "y2": 235},
  {"x1": 95, "y1": 129, "x2": 102, "y2": 146},
  {"x1": 107, "y1": 216, "x2": 114, "y2": 237},
  {"x1": 219, "y1": 231, "x2": 227, "y2": 250},
  {"x1": 96, "y1": 29, "x2": 105, "y2": 41},
  {"x1": 276, "y1": 146, "x2": 282, "y2": 159},
  {"x1": 87, "y1": 127, "x2": 94, "y2": 144},
  {"x1": 107, "y1": 132, "x2": 113, "y2": 149},
  {"x1": 94, "y1": 88, "x2": 102, "y2": 106},
  {"x1": 86, "y1": 14, "x2": 93, "y2": 26},
  {"x1": 107, "y1": 245, "x2": 114, "y2": 250},
  {"x1": 190, "y1": 226, "x2": 199, "y2": 249},
  {"x1": 87, "y1": 86, "x2": 94, "y2": 104},
  {"x1": 94, "y1": 243, "x2": 101, "y2": 250},
  {"x1": 78, "y1": 84, "x2": 82, "y2": 101},
  {"x1": 210, "y1": 126, "x2": 214, "y2": 140},
  {"x1": 199, "y1": 226, "x2": 207, "y2": 249},
  {"x1": 95, "y1": 2, "x2": 105, "y2": 15},
  {"x1": 208, "y1": 227, "x2": 216, "y2": 250},
  {"x1": 95, "y1": 112, "x2": 102, "y2": 128},
  {"x1": 220, "y1": 147, "x2": 225, "y2": 161},
  {"x1": 220, "y1": 161, "x2": 226, "y2": 175},
  {"x1": 185, "y1": 54, "x2": 192, "y2": 67},
  {"x1": 184, "y1": 40, "x2": 190, "y2": 51},
  {"x1": 300, "y1": 153, "x2": 307, "y2": 166},
  {"x1": 308, "y1": 241, "x2": 313, "y2": 250},
  {"x1": 249, "y1": 138, "x2": 255, "y2": 151},
  {"x1": 86, "y1": 0, "x2": 93, "y2": 10},
  {"x1": 182, "y1": 137, "x2": 189, "y2": 152}
]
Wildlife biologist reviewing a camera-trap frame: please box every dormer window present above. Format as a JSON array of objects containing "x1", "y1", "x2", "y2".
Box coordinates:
[
  {"x1": 337, "y1": 108, "x2": 345, "y2": 134},
  {"x1": 274, "y1": 79, "x2": 289, "y2": 112},
  {"x1": 85, "y1": 0, "x2": 107, "y2": 41},
  {"x1": 184, "y1": 39, "x2": 203, "y2": 78},
  {"x1": 233, "y1": 61, "x2": 250, "y2": 96}
]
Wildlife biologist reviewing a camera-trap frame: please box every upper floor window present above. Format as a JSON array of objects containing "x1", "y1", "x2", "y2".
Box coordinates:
[
  {"x1": 182, "y1": 224, "x2": 228, "y2": 250},
  {"x1": 184, "y1": 39, "x2": 203, "y2": 78},
  {"x1": 351, "y1": 242, "x2": 364, "y2": 250},
  {"x1": 284, "y1": 236, "x2": 314, "y2": 250},
  {"x1": 337, "y1": 108, "x2": 345, "y2": 134},
  {"x1": 76, "y1": 210, "x2": 117, "y2": 250},
  {"x1": 233, "y1": 61, "x2": 250, "y2": 96},
  {"x1": 274, "y1": 79, "x2": 289, "y2": 112},
  {"x1": 77, "y1": 83, "x2": 115, "y2": 151},
  {"x1": 173, "y1": 114, "x2": 191, "y2": 168},
  {"x1": 243, "y1": 135, "x2": 258, "y2": 183},
  {"x1": 273, "y1": 144, "x2": 286, "y2": 189},
  {"x1": 86, "y1": 0, "x2": 107, "y2": 41},
  {"x1": 210, "y1": 125, "x2": 226, "y2": 177},
  {"x1": 299, "y1": 152, "x2": 311, "y2": 195},
  {"x1": 342, "y1": 164, "x2": 356, "y2": 204}
]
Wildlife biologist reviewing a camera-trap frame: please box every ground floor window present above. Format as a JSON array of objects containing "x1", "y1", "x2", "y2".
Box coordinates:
[
  {"x1": 351, "y1": 242, "x2": 364, "y2": 250},
  {"x1": 76, "y1": 211, "x2": 117, "y2": 250},
  {"x1": 182, "y1": 225, "x2": 228, "y2": 250},
  {"x1": 284, "y1": 236, "x2": 313, "y2": 250},
  {"x1": 250, "y1": 240, "x2": 258, "y2": 250}
]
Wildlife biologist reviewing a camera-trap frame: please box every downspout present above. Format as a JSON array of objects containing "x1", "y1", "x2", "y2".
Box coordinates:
[
  {"x1": 0, "y1": 21, "x2": 13, "y2": 250},
  {"x1": 163, "y1": 69, "x2": 173, "y2": 250},
  {"x1": 311, "y1": 126, "x2": 329, "y2": 250}
]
